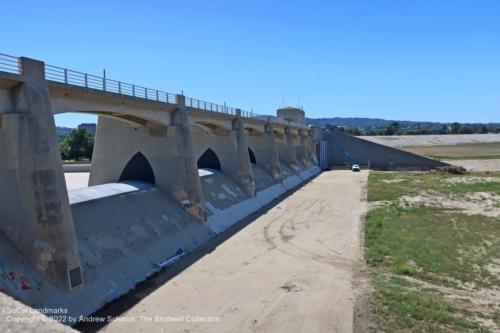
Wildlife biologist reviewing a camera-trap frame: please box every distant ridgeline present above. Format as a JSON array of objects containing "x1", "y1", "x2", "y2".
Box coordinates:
[{"x1": 305, "y1": 117, "x2": 500, "y2": 136}]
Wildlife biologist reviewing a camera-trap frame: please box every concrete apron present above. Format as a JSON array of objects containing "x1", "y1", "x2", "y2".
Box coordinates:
[
  {"x1": 206, "y1": 164, "x2": 321, "y2": 233},
  {"x1": 0, "y1": 165, "x2": 321, "y2": 324}
]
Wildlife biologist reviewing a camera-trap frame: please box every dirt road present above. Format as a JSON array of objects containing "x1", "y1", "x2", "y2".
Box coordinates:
[{"x1": 97, "y1": 170, "x2": 368, "y2": 333}]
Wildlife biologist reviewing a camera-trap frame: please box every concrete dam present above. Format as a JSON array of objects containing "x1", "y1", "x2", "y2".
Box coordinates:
[{"x1": 0, "y1": 54, "x2": 322, "y2": 320}]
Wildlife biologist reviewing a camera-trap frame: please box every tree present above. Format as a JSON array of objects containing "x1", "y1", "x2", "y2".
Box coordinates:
[
  {"x1": 345, "y1": 127, "x2": 361, "y2": 136},
  {"x1": 451, "y1": 122, "x2": 461, "y2": 134},
  {"x1": 59, "y1": 128, "x2": 94, "y2": 161},
  {"x1": 480, "y1": 124, "x2": 489, "y2": 134},
  {"x1": 384, "y1": 122, "x2": 400, "y2": 136},
  {"x1": 459, "y1": 126, "x2": 473, "y2": 134}
]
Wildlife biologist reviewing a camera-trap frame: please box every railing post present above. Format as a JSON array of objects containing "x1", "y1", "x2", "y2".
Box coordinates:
[
  {"x1": 64, "y1": 68, "x2": 68, "y2": 84},
  {"x1": 156, "y1": 90, "x2": 159, "y2": 101},
  {"x1": 84, "y1": 73, "x2": 88, "y2": 88},
  {"x1": 132, "y1": 85, "x2": 135, "y2": 97},
  {"x1": 103, "y1": 69, "x2": 106, "y2": 91},
  {"x1": 145, "y1": 87, "x2": 148, "y2": 99},
  {"x1": 118, "y1": 81, "x2": 121, "y2": 94}
]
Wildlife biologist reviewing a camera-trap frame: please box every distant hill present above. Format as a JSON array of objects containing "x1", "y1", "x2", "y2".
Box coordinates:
[
  {"x1": 305, "y1": 117, "x2": 500, "y2": 135},
  {"x1": 307, "y1": 117, "x2": 441, "y2": 129}
]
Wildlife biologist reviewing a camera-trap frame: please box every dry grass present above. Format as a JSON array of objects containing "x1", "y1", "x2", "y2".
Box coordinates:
[{"x1": 402, "y1": 142, "x2": 500, "y2": 160}]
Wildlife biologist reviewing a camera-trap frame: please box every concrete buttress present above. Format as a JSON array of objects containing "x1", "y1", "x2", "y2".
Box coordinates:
[
  {"x1": 231, "y1": 110, "x2": 256, "y2": 197},
  {"x1": 284, "y1": 126, "x2": 299, "y2": 172},
  {"x1": 0, "y1": 57, "x2": 83, "y2": 289},
  {"x1": 170, "y1": 95, "x2": 206, "y2": 222},
  {"x1": 297, "y1": 129, "x2": 311, "y2": 167},
  {"x1": 264, "y1": 122, "x2": 281, "y2": 180}
]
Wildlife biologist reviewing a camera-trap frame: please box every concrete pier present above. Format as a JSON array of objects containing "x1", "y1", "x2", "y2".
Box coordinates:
[
  {"x1": 284, "y1": 126, "x2": 299, "y2": 173},
  {"x1": 231, "y1": 109, "x2": 256, "y2": 197},
  {"x1": 0, "y1": 58, "x2": 82, "y2": 290}
]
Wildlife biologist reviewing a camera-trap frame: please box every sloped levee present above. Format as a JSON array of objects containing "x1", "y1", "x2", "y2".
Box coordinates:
[
  {"x1": 0, "y1": 182, "x2": 214, "y2": 320},
  {"x1": 325, "y1": 128, "x2": 449, "y2": 170}
]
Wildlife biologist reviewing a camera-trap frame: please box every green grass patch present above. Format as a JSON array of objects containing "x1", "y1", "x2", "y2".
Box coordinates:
[
  {"x1": 366, "y1": 206, "x2": 500, "y2": 288},
  {"x1": 365, "y1": 171, "x2": 500, "y2": 332},
  {"x1": 368, "y1": 171, "x2": 500, "y2": 202},
  {"x1": 373, "y1": 277, "x2": 488, "y2": 332}
]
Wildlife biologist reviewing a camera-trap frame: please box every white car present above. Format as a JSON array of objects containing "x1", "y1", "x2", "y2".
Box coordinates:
[{"x1": 351, "y1": 164, "x2": 360, "y2": 172}]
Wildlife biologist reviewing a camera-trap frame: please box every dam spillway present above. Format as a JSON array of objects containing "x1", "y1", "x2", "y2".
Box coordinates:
[{"x1": 0, "y1": 54, "x2": 321, "y2": 320}]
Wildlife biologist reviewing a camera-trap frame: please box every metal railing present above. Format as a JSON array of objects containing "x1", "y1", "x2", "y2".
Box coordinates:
[
  {"x1": 45, "y1": 64, "x2": 177, "y2": 104},
  {"x1": 185, "y1": 97, "x2": 237, "y2": 115},
  {"x1": 0, "y1": 52, "x2": 307, "y2": 128},
  {"x1": 0, "y1": 53, "x2": 20, "y2": 74}
]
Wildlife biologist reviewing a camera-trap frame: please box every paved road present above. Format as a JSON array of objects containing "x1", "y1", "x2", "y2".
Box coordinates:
[{"x1": 93, "y1": 170, "x2": 369, "y2": 333}]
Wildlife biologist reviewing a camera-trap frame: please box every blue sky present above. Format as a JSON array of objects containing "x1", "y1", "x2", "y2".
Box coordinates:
[{"x1": 3, "y1": 0, "x2": 500, "y2": 127}]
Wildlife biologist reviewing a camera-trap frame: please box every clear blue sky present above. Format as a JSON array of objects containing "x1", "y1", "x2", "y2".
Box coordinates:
[{"x1": 3, "y1": 0, "x2": 500, "y2": 127}]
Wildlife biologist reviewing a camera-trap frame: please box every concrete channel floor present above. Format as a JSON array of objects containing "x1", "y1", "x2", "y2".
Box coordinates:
[
  {"x1": 87, "y1": 170, "x2": 369, "y2": 333},
  {"x1": 64, "y1": 172, "x2": 90, "y2": 190}
]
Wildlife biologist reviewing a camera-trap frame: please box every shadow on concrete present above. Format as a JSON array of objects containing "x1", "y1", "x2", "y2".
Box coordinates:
[{"x1": 74, "y1": 172, "x2": 321, "y2": 333}]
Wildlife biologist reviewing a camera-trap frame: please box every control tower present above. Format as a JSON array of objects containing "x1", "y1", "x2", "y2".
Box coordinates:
[{"x1": 277, "y1": 106, "x2": 305, "y2": 125}]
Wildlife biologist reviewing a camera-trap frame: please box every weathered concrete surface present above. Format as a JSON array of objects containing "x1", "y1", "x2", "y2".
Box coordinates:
[
  {"x1": 64, "y1": 172, "x2": 90, "y2": 190},
  {"x1": 89, "y1": 113, "x2": 206, "y2": 222},
  {"x1": 202, "y1": 165, "x2": 320, "y2": 234},
  {"x1": 326, "y1": 128, "x2": 448, "y2": 170},
  {"x1": 0, "y1": 58, "x2": 82, "y2": 290},
  {"x1": 98, "y1": 170, "x2": 368, "y2": 333},
  {"x1": 231, "y1": 113, "x2": 255, "y2": 196},
  {"x1": 0, "y1": 184, "x2": 214, "y2": 321},
  {"x1": 0, "y1": 292, "x2": 74, "y2": 333},
  {"x1": 247, "y1": 123, "x2": 281, "y2": 180}
]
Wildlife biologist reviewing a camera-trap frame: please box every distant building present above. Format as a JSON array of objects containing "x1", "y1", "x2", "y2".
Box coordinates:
[{"x1": 78, "y1": 123, "x2": 97, "y2": 137}]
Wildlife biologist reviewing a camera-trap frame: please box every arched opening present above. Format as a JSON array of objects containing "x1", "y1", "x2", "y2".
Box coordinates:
[
  {"x1": 197, "y1": 148, "x2": 221, "y2": 171},
  {"x1": 248, "y1": 148, "x2": 256, "y2": 164},
  {"x1": 119, "y1": 152, "x2": 155, "y2": 184}
]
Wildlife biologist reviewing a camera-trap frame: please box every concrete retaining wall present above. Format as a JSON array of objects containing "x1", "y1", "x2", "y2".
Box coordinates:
[{"x1": 325, "y1": 128, "x2": 448, "y2": 170}]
